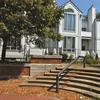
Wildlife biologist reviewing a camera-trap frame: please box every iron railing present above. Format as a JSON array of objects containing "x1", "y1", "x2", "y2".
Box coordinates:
[{"x1": 56, "y1": 56, "x2": 86, "y2": 92}]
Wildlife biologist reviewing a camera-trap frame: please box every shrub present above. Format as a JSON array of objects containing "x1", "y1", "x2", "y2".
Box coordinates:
[
  {"x1": 97, "y1": 59, "x2": 100, "y2": 64},
  {"x1": 85, "y1": 54, "x2": 93, "y2": 64},
  {"x1": 61, "y1": 53, "x2": 68, "y2": 62},
  {"x1": 85, "y1": 54, "x2": 98, "y2": 64},
  {"x1": 91, "y1": 59, "x2": 97, "y2": 64},
  {"x1": 49, "y1": 52, "x2": 53, "y2": 55},
  {"x1": 69, "y1": 54, "x2": 74, "y2": 60},
  {"x1": 75, "y1": 60, "x2": 82, "y2": 64}
]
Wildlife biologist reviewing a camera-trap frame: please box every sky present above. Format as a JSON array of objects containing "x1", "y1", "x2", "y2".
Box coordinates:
[{"x1": 56, "y1": 0, "x2": 100, "y2": 15}]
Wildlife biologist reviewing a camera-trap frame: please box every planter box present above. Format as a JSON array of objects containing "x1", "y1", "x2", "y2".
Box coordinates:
[
  {"x1": 31, "y1": 55, "x2": 62, "y2": 64},
  {"x1": 0, "y1": 64, "x2": 30, "y2": 76}
]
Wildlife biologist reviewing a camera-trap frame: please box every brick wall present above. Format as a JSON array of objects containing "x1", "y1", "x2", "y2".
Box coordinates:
[
  {"x1": 31, "y1": 58, "x2": 62, "y2": 64},
  {"x1": 0, "y1": 65, "x2": 30, "y2": 76}
]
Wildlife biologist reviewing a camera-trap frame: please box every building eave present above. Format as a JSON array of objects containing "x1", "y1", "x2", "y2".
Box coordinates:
[{"x1": 62, "y1": 0, "x2": 83, "y2": 15}]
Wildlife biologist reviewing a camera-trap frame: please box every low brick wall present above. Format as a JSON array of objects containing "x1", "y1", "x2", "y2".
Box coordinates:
[
  {"x1": 0, "y1": 64, "x2": 30, "y2": 76},
  {"x1": 31, "y1": 55, "x2": 62, "y2": 64},
  {"x1": 0, "y1": 63, "x2": 66, "y2": 76}
]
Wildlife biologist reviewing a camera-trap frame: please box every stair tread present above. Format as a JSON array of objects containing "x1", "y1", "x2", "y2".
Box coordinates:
[
  {"x1": 66, "y1": 74, "x2": 100, "y2": 81},
  {"x1": 64, "y1": 82, "x2": 100, "y2": 92},
  {"x1": 70, "y1": 71, "x2": 100, "y2": 76},
  {"x1": 44, "y1": 72, "x2": 58, "y2": 76},
  {"x1": 56, "y1": 67, "x2": 100, "y2": 71},
  {"x1": 20, "y1": 82, "x2": 100, "y2": 99},
  {"x1": 28, "y1": 77, "x2": 100, "y2": 87},
  {"x1": 37, "y1": 76, "x2": 100, "y2": 86},
  {"x1": 63, "y1": 87, "x2": 100, "y2": 99},
  {"x1": 20, "y1": 81, "x2": 100, "y2": 92},
  {"x1": 28, "y1": 79, "x2": 56, "y2": 83},
  {"x1": 20, "y1": 80, "x2": 100, "y2": 91},
  {"x1": 51, "y1": 69, "x2": 100, "y2": 73},
  {"x1": 37, "y1": 75, "x2": 100, "y2": 81},
  {"x1": 45, "y1": 71, "x2": 100, "y2": 77},
  {"x1": 28, "y1": 79, "x2": 100, "y2": 91},
  {"x1": 20, "y1": 82, "x2": 52, "y2": 87},
  {"x1": 68, "y1": 78, "x2": 100, "y2": 86}
]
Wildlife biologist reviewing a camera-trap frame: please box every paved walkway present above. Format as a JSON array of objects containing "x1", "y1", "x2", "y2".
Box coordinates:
[{"x1": 0, "y1": 95, "x2": 59, "y2": 100}]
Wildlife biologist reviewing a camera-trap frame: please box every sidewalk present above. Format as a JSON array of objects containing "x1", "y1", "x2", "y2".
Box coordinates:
[{"x1": 0, "y1": 95, "x2": 59, "y2": 100}]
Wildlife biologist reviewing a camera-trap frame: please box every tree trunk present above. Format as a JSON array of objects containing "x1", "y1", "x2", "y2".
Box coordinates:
[{"x1": 1, "y1": 38, "x2": 7, "y2": 62}]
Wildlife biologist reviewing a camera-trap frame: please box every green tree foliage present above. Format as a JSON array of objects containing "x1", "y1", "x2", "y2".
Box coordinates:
[
  {"x1": 0, "y1": 0, "x2": 63, "y2": 61},
  {"x1": 26, "y1": 0, "x2": 63, "y2": 47},
  {"x1": 96, "y1": 12, "x2": 100, "y2": 19}
]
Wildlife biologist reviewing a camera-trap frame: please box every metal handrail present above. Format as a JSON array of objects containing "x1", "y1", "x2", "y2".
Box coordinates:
[{"x1": 56, "y1": 56, "x2": 86, "y2": 92}]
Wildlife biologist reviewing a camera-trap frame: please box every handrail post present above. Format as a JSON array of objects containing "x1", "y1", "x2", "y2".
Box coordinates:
[
  {"x1": 56, "y1": 75, "x2": 59, "y2": 93},
  {"x1": 83, "y1": 56, "x2": 86, "y2": 68}
]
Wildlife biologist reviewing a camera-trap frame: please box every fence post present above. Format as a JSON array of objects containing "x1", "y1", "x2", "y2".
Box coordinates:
[{"x1": 56, "y1": 75, "x2": 59, "y2": 93}]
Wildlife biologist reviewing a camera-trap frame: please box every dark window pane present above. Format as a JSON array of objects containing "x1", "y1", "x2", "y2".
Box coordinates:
[
  {"x1": 7, "y1": 36, "x2": 21, "y2": 50},
  {"x1": 63, "y1": 37, "x2": 75, "y2": 52},
  {"x1": 63, "y1": 37, "x2": 66, "y2": 49},
  {"x1": 64, "y1": 14, "x2": 76, "y2": 31}
]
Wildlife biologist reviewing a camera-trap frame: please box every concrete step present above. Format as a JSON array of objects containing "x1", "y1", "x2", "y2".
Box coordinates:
[
  {"x1": 20, "y1": 82, "x2": 52, "y2": 87},
  {"x1": 56, "y1": 67, "x2": 100, "y2": 70},
  {"x1": 66, "y1": 78, "x2": 100, "y2": 87},
  {"x1": 63, "y1": 87, "x2": 100, "y2": 99},
  {"x1": 63, "y1": 82, "x2": 100, "y2": 94},
  {"x1": 28, "y1": 79, "x2": 56, "y2": 84},
  {"x1": 69, "y1": 71, "x2": 100, "y2": 77},
  {"x1": 20, "y1": 82, "x2": 100, "y2": 99},
  {"x1": 44, "y1": 72, "x2": 58, "y2": 76},
  {"x1": 45, "y1": 71, "x2": 100, "y2": 78},
  {"x1": 30, "y1": 76, "x2": 100, "y2": 87},
  {"x1": 66, "y1": 74, "x2": 100, "y2": 82},
  {"x1": 36, "y1": 76, "x2": 73, "y2": 82},
  {"x1": 51, "y1": 68, "x2": 100, "y2": 73},
  {"x1": 20, "y1": 66, "x2": 100, "y2": 99},
  {"x1": 69, "y1": 68, "x2": 100, "y2": 73},
  {"x1": 28, "y1": 78, "x2": 100, "y2": 90},
  {"x1": 22, "y1": 79, "x2": 100, "y2": 93},
  {"x1": 56, "y1": 67, "x2": 64, "y2": 70},
  {"x1": 37, "y1": 76, "x2": 57, "y2": 80},
  {"x1": 44, "y1": 72, "x2": 69, "y2": 76},
  {"x1": 36, "y1": 74, "x2": 100, "y2": 83},
  {"x1": 36, "y1": 76, "x2": 67, "y2": 80},
  {"x1": 50, "y1": 70, "x2": 66, "y2": 73}
]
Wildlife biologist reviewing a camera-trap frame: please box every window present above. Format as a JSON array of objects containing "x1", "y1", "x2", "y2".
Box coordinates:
[
  {"x1": 7, "y1": 36, "x2": 21, "y2": 50},
  {"x1": 64, "y1": 14, "x2": 76, "y2": 31},
  {"x1": 63, "y1": 37, "x2": 75, "y2": 51},
  {"x1": 82, "y1": 16, "x2": 88, "y2": 31},
  {"x1": 82, "y1": 28, "x2": 87, "y2": 31},
  {"x1": 82, "y1": 39, "x2": 90, "y2": 51},
  {"x1": 64, "y1": 8, "x2": 74, "y2": 13}
]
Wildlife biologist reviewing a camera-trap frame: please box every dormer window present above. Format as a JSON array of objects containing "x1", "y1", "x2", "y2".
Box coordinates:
[
  {"x1": 64, "y1": 8, "x2": 76, "y2": 32},
  {"x1": 64, "y1": 8, "x2": 74, "y2": 13}
]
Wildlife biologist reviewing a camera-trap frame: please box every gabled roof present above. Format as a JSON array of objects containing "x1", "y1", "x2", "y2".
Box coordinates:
[{"x1": 62, "y1": 0, "x2": 83, "y2": 14}]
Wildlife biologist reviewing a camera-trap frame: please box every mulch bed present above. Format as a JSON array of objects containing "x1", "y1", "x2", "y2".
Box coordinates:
[{"x1": 0, "y1": 74, "x2": 91, "y2": 100}]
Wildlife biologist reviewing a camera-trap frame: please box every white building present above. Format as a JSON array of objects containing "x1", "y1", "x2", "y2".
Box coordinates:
[
  {"x1": 0, "y1": 0, "x2": 100, "y2": 58},
  {"x1": 58, "y1": 0, "x2": 100, "y2": 57}
]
